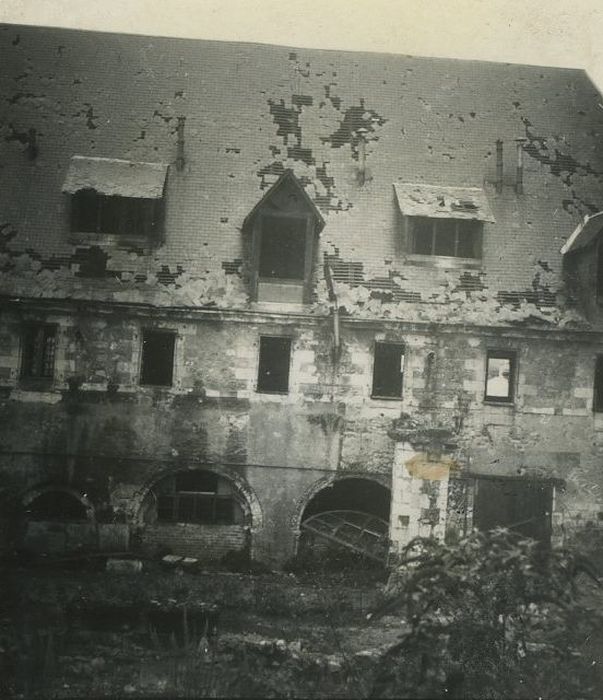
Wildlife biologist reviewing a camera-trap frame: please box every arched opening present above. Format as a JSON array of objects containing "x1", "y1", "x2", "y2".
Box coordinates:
[
  {"x1": 297, "y1": 477, "x2": 391, "y2": 570},
  {"x1": 137, "y1": 469, "x2": 253, "y2": 563},
  {"x1": 19, "y1": 487, "x2": 96, "y2": 555},
  {"x1": 26, "y1": 491, "x2": 88, "y2": 522}
]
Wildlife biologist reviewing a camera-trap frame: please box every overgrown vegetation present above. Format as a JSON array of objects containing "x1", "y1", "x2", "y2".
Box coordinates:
[
  {"x1": 369, "y1": 528, "x2": 603, "y2": 699},
  {"x1": 1, "y1": 528, "x2": 602, "y2": 698}
]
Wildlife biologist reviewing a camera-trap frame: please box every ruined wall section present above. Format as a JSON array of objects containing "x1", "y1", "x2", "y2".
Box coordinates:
[
  {"x1": 1, "y1": 304, "x2": 602, "y2": 559},
  {"x1": 2, "y1": 26, "x2": 603, "y2": 325}
]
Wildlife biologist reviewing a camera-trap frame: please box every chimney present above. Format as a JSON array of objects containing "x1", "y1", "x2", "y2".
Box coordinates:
[
  {"x1": 515, "y1": 139, "x2": 526, "y2": 194},
  {"x1": 176, "y1": 116, "x2": 186, "y2": 171},
  {"x1": 495, "y1": 140, "x2": 503, "y2": 194}
]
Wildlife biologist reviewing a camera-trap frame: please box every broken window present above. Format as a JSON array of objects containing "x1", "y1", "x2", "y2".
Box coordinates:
[
  {"x1": 257, "y1": 336, "x2": 291, "y2": 393},
  {"x1": 593, "y1": 356, "x2": 603, "y2": 412},
  {"x1": 372, "y1": 342, "x2": 404, "y2": 398},
  {"x1": 71, "y1": 189, "x2": 161, "y2": 237},
  {"x1": 20, "y1": 323, "x2": 57, "y2": 380},
  {"x1": 485, "y1": 351, "x2": 516, "y2": 403},
  {"x1": 140, "y1": 330, "x2": 176, "y2": 387},
  {"x1": 154, "y1": 471, "x2": 244, "y2": 525},
  {"x1": 411, "y1": 217, "x2": 482, "y2": 258}
]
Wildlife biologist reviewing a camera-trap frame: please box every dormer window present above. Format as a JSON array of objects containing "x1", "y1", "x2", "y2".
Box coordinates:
[
  {"x1": 71, "y1": 190, "x2": 160, "y2": 237},
  {"x1": 410, "y1": 217, "x2": 482, "y2": 258},
  {"x1": 244, "y1": 170, "x2": 324, "y2": 304},
  {"x1": 394, "y1": 183, "x2": 494, "y2": 263},
  {"x1": 63, "y1": 156, "x2": 168, "y2": 241},
  {"x1": 560, "y1": 211, "x2": 603, "y2": 319}
]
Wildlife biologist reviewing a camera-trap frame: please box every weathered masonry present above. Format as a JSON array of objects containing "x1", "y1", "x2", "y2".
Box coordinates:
[{"x1": 1, "y1": 24, "x2": 603, "y2": 566}]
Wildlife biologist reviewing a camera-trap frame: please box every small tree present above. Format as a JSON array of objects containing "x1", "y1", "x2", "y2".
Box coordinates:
[{"x1": 370, "y1": 528, "x2": 602, "y2": 699}]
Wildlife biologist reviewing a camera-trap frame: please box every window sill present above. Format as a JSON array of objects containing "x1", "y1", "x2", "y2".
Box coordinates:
[
  {"x1": 483, "y1": 399, "x2": 515, "y2": 406},
  {"x1": 257, "y1": 279, "x2": 305, "y2": 304},
  {"x1": 371, "y1": 395, "x2": 403, "y2": 402},
  {"x1": 256, "y1": 389, "x2": 289, "y2": 396},
  {"x1": 407, "y1": 254, "x2": 482, "y2": 270}
]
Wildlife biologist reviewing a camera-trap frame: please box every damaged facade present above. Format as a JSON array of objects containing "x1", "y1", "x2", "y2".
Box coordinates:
[{"x1": 1, "y1": 24, "x2": 603, "y2": 567}]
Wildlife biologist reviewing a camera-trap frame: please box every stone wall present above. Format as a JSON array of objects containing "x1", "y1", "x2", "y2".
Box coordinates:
[{"x1": 1, "y1": 302, "x2": 602, "y2": 563}]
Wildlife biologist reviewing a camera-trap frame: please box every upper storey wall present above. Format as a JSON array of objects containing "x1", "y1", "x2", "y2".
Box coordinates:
[{"x1": 2, "y1": 25, "x2": 603, "y2": 325}]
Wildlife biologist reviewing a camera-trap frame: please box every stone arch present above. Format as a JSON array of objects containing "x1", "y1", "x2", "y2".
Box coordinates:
[
  {"x1": 17, "y1": 484, "x2": 97, "y2": 554},
  {"x1": 133, "y1": 465, "x2": 263, "y2": 530},
  {"x1": 132, "y1": 466, "x2": 263, "y2": 562},
  {"x1": 21, "y1": 484, "x2": 95, "y2": 522},
  {"x1": 292, "y1": 472, "x2": 392, "y2": 557}
]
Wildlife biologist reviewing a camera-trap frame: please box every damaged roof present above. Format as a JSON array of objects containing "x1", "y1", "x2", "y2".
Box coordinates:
[
  {"x1": 2, "y1": 23, "x2": 603, "y2": 315},
  {"x1": 393, "y1": 183, "x2": 495, "y2": 222},
  {"x1": 62, "y1": 156, "x2": 169, "y2": 199}
]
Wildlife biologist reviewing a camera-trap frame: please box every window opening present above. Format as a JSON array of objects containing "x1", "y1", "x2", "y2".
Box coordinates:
[
  {"x1": 485, "y1": 351, "x2": 516, "y2": 402},
  {"x1": 411, "y1": 217, "x2": 482, "y2": 258},
  {"x1": 372, "y1": 342, "x2": 404, "y2": 398},
  {"x1": 259, "y1": 215, "x2": 307, "y2": 280},
  {"x1": 71, "y1": 189, "x2": 159, "y2": 237},
  {"x1": 21, "y1": 324, "x2": 57, "y2": 379},
  {"x1": 257, "y1": 336, "x2": 291, "y2": 393},
  {"x1": 140, "y1": 330, "x2": 176, "y2": 386},
  {"x1": 154, "y1": 471, "x2": 244, "y2": 525}
]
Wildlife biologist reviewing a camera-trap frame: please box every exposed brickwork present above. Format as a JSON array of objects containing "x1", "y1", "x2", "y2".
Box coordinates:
[
  {"x1": 138, "y1": 523, "x2": 248, "y2": 561},
  {"x1": 2, "y1": 25, "x2": 603, "y2": 319}
]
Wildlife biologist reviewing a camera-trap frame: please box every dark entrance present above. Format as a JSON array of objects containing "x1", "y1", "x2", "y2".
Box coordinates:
[
  {"x1": 473, "y1": 477, "x2": 553, "y2": 544},
  {"x1": 299, "y1": 478, "x2": 391, "y2": 565}
]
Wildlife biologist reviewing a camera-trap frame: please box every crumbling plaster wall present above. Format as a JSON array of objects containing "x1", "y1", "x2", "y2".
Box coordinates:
[
  {"x1": 2, "y1": 26, "x2": 603, "y2": 327},
  {"x1": 386, "y1": 328, "x2": 603, "y2": 551},
  {"x1": 1, "y1": 305, "x2": 602, "y2": 560}
]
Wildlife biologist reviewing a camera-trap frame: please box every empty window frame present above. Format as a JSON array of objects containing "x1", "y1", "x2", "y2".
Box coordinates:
[
  {"x1": 257, "y1": 336, "x2": 292, "y2": 393},
  {"x1": 258, "y1": 214, "x2": 307, "y2": 280},
  {"x1": 155, "y1": 471, "x2": 243, "y2": 525},
  {"x1": 372, "y1": 342, "x2": 405, "y2": 399},
  {"x1": 485, "y1": 351, "x2": 516, "y2": 403},
  {"x1": 411, "y1": 216, "x2": 482, "y2": 258},
  {"x1": 594, "y1": 356, "x2": 603, "y2": 412},
  {"x1": 140, "y1": 330, "x2": 176, "y2": 387},
  {"x1": 71, "y1": 189, "x2": 161, "y2": 237},
  {"x1": 20, "y1": 323, "x2": 57, "y2": 380}
]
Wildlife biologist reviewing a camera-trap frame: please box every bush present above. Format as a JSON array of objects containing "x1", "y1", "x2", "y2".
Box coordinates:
[{"x1": 369, "y1": 528, "x2": 603, "y2": 699}]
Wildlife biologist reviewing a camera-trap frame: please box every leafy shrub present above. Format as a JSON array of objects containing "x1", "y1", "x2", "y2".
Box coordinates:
[{"x1": 369, "y1": 528, "x2": 603, "y2": 699}]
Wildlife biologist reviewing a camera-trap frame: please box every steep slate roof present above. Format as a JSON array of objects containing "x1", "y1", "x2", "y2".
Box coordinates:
[{"x1": 1, "y1": 23, "x2": 603, "y2": 323}]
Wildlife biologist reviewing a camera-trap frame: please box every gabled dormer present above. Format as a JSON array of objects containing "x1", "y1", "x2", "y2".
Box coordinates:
[
  {"x1": 244, "y1": 170, "x2": 324, "y2": 304},
  {"x1": 561, "y1": 211, "x2": 603, "y2": 322}
]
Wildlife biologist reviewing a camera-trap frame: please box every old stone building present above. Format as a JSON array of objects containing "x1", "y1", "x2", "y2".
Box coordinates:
[{"x1": 1, "y1": 24, "x2": 602, "y2": 567}]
